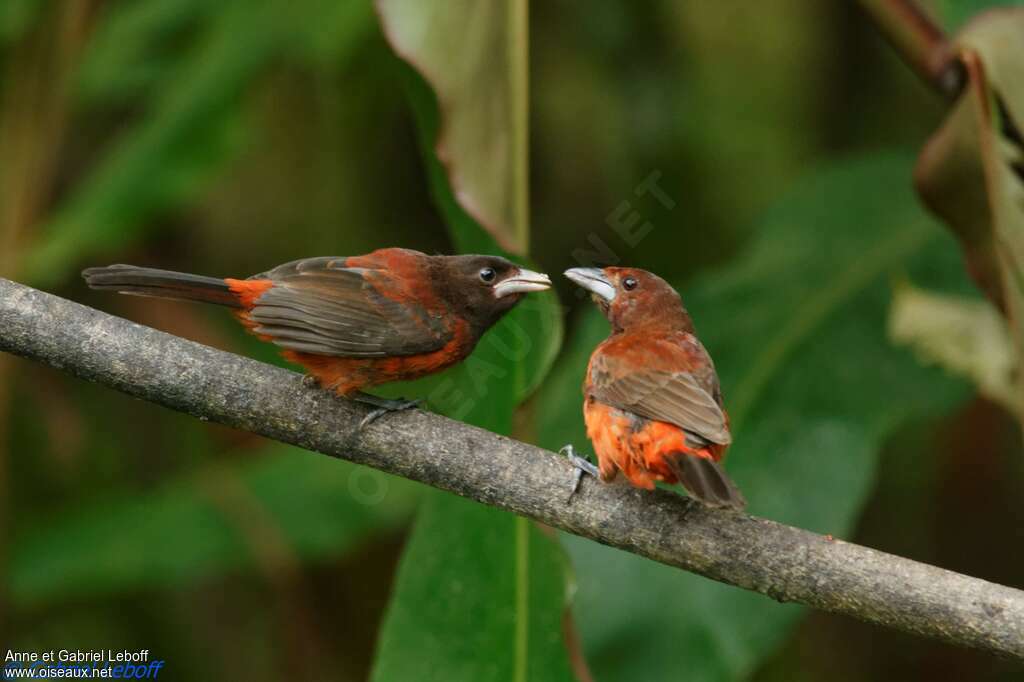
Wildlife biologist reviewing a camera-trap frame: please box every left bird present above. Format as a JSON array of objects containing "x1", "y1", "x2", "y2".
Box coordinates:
[{"x1": 83, "y1": 248, "x2": 551, "y2": 426}]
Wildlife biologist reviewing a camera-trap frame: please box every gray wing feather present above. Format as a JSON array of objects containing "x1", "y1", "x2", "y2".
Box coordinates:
[
  {"x1": 590, "y1": 352, "x2": 731, "y2": 446},
  {"x1": 247, "y1": 258, "x2": 448, "y2": 357}
]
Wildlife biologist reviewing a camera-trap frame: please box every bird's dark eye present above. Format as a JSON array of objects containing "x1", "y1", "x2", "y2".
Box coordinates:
[
  {"x1": 622, "y1": 277, "x2": 638, "y2": 291},
  {"x1": 479, "y1": 267, "x2": 496, "y2": 283}
]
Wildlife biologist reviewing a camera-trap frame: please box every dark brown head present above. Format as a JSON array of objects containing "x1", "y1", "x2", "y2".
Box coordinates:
[
  {"x1": 564, "y1": 266, "x2": 693, "y2": 333},
  {"x1": 435, "y1": 255, "x2": 551, "y2": 335}
]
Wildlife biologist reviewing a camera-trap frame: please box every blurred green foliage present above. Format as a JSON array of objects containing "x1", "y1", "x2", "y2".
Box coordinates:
[
  {"x1": 0, "y1": 0, "x2": 41, "y2": 44},
  {"x1": 2, "y1": 1, "x2": 1023, "y2": 682},
  {"x1": 23, "y1": 0, "x2": 377, "y2": 286},
  {"x1": 11, "y1": 446, "x2": 419, "y2": 606}
]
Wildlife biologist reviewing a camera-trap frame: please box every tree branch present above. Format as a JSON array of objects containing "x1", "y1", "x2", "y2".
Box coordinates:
[{"x1": 2, "y1": 276, "x2": 1023, "y2": 659}]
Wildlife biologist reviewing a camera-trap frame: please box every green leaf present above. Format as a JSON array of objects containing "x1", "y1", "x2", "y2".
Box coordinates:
[
  {"x1": 10, "y1": 446, "x2": 419, "y2": 607},
  {"x1": 370, "y1": 493, "x2": 575, "y2": 682},
  {"x1": 371, "y1": 10, "x2": 572, "y2": 680},
  {"x1": 537, "y1": 154, "x2": 971, "y2": 682},
  {"x1": 377, "y1": 0, "x2": 530, "y2": 254},
  {"x1": 368, "y1": 263, "x2": 572, "y2": 678}
]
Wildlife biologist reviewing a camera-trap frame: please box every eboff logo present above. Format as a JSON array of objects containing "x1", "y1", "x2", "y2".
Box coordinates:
[{"x1": 3, "y1": 658, "x2": 165, "y2": 679}]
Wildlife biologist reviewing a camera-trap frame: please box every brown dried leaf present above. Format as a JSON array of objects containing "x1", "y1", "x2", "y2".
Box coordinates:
[
  {"x1": 913, "y1": 8, "x2": 1024, "y2": 415},
  {"x1": 889, "y1": 279, "x2": 1018, "y2": 414},
  {"x1": 376, "y1": 0, "x2": 529, "y2": 255}
]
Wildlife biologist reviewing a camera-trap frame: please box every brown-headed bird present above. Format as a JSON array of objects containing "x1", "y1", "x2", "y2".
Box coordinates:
[
  {"x1": 562, "y1": 266, "x2": 745, "y2": 508},
  {"x1": 83, "y1": 248, "x2": 550, "y2": 426}
]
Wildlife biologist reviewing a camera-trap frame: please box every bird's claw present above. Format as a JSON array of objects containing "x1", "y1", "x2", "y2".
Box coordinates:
[
  {"x1": 357, "y1": 397, "x2": 422, "y2": 430},
  {"x1": 302, "y1": 374, "x2": 320, "y2": 389},
  {"x1": 560, "y1": 444, "x2": 599, "y2": 501}
]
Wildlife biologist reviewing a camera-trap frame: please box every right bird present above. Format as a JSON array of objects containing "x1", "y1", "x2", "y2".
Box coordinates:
[{"x1": 562, "y1": 266, "x2": 745, "y2": 509}]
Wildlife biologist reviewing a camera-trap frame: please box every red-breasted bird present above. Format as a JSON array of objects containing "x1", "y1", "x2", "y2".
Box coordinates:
[
  {"x1": 83, "y1": 248, "x2": 551, "y2": 426},
  {"x1": 562, "y1": 266, "x2": 745, "y2": 509}
]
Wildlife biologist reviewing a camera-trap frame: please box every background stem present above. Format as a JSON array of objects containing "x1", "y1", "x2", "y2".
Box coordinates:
[{"x1": 857, "y1": 0, "x2": 963, "y2": 98}]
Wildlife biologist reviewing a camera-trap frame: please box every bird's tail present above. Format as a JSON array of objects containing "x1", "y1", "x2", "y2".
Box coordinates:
[
  {"x1": 82, "y1": 264, "x2": 242, "y2": 309},
  {"x1": 666, "y1": 453, "x2": 746, "y2": 510}
]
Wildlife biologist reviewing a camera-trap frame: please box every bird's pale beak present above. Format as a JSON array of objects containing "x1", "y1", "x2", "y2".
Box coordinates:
[
  {"x1": 493, "y1": 268, "x2": 552, "y2": 297},
  {"x1": 564, "y1": 267, "x2": 615, "y2": 302}
]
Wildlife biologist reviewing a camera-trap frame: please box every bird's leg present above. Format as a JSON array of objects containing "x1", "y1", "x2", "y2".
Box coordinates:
[
  {"x1": 351, "y1": 392, "x2": 422, "y2": 429},
  {"x1": 560, "y1": 444, "x2": 600, "y2": 500}
]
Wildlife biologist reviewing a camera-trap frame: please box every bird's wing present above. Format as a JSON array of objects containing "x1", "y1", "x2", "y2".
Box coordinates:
[
  {"x1": 587, "y1": 335, "x2": 731, "y2": 446},
  {"x1": 245, "y1": 255, "x2": 451, "y2": 357}
]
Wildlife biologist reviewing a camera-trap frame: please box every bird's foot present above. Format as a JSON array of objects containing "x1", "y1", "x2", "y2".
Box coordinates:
[
  {"x1": 302, "y1": 374, "x2": 320, "y2": 389},
  {"x1": 560, "y1": 444, "x2": 599, "y2": 501},
  {"x1": 351, "y1": 392, "x2": 422, "y2": 430}
]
